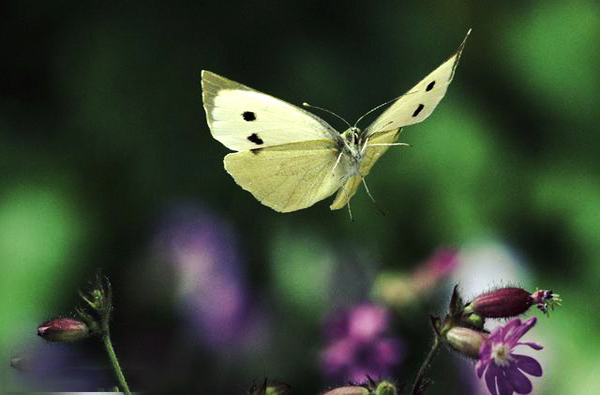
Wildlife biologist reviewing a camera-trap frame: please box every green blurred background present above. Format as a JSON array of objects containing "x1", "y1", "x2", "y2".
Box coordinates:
[{"x1": 1, "y1": 1, "x2": 599, "y2": 393}]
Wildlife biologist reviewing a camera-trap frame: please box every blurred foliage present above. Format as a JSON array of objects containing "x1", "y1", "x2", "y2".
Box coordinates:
[{"x1": 1, "y1": 0, "x2": 599, "y2": 393}]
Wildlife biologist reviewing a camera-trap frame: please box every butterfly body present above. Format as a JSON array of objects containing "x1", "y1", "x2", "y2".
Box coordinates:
[
  {"x1": 339, "y1": 127, "x2": 363, "y2": 164},
  {"x1": 201, "y1": 30, "x2": 470, "y2": 213}
]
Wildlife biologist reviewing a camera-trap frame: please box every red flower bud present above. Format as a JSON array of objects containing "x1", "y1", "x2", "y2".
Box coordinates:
[
  {"x1": 37, "y1": 318, "x2": 89, "y2": 343},
  {"x1": 466, "y1": 287, "x2": 533, "y2": 318}
]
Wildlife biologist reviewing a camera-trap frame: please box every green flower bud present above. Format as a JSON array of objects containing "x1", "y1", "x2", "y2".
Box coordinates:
[
  {"x1": 375, "y1": 381, "x2": 397, "y2": 395},
  {"x1": 322, "y1": 386, "x2": 370, "y2": 395},
  {"x1": 248, "y1": 379, "x2": 291, "y2": 395},
  {"x1": 445, "y1": 326, "x2": 487, "y2": 359}
]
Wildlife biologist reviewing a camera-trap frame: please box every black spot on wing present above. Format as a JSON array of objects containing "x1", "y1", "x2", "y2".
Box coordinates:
[
  {"x1": 412, "y1": 104, "x2": 425, "y2": 117},
  {"x1": 242, "y1": 111, "x2": 256, "y2": 121},
  {"x1": 250, "y1": 148, "x2": 263, "y2": 155},
  {"x1": 247, "y1": 133, "x2": 264, "y2": 145},
  {"x1": 426, "y1": 81, "x2": 435, "y2": 91}
]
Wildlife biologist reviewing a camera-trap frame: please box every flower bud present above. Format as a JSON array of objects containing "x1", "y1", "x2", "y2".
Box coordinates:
[
  {"x1": 464, "y1": 312, "x2": 484, "y2": 329},
  {"x1": 375, "y1": 381, "x2": 397, "y2": 395},
  {"x1": 10, "y1": 355, "x2": 32, "y2": 372},
  {"x1": 265, "y1": 383, "x2": 291, "y2": 395},
  {"x1": 37, "y1": 318, "x2": 89, "y2": 342},
  {"x1": 248, "y1": 379, "x2": 291, "y2": 395},
  {"x1": 465, "y1": 287, "x2": 532, "y2": 318},
  {"x1": 322, "y1": 386, "x2": 370, "y2": 395},
  {"x1": 446, "y1": 326, "x2": 487, "y2": 359}
]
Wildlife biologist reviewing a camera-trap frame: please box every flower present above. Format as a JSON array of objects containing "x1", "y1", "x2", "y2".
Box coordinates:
[
  {"x1": 37, "y1": 318, "x2": 89, "y2": 343},
  {"x1": 476, "y1": 317, "x2": 543, "y2": 395},
  {"x1": 411, "y1": 249, "x2": 459, "y2": 290},
  {"x1": 530, "y1": 289, "x2": 561, "y2": 315},
  {"x1": 321, "y1": 304, "x2": 403, "y2": 383},
  {"x1": 157, "y1": 205, "x2": 264, "y2": 349},
  {"x1": 373, "y1": 249, "x2": 459, "y2": 309}
]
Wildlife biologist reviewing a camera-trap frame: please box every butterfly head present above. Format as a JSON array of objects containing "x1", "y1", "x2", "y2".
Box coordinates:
[
  {"x1": 340, "y1": 127, "x2": 363, "y2": 164},
  {"x1": 341, "y1": 126, "x2": 361, "y2": 143}
]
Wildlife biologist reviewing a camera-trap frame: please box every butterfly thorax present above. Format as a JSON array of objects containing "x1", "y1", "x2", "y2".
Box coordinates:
[{"x1": 340, "y1": 127, "x2": 363, "y2": 164}]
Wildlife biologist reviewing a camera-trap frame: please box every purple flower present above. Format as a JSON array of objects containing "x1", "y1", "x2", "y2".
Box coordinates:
[
  {"x1": 156, "y1": 204, "x2": 266, "y2": 349},
  {"x1": 476, "y1": 317, "x2": 543, "y2": 395},
  {"x1": 9, "y1": 346, "x2": 113, "y2": 391},
  {"x1": 321, "y1": 304, "x2": 402, "y2": 383}
]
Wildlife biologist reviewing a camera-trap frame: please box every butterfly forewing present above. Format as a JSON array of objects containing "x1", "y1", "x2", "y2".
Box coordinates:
[
  {"x1": 202, "y1": 71, "x2": 338, "y2": 151},
  {"x1": 365, "y1": 29, "x2": 470, "y2": 136}
]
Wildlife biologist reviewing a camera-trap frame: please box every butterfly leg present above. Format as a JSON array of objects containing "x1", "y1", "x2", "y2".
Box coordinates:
[
  {"x1": 361, "y1": 177, "x2": 386, "y2": 216},
  {"x1": 346, "y1": 200, "x2": 354, "y2": 222},
  {"x1": 331, "y1": 151, "x2": 344, "y2": 175},
  {"x1": 338, "y1": 181, "x2": 354, "y2": 221},
  {"x1": 360, "y1": 136, "x2": 371, "y2": 156}
]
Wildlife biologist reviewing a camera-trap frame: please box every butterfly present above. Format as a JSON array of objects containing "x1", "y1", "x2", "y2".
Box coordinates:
[{"x1": 201, "y1": 30, "x2": 470, "y2": 213}]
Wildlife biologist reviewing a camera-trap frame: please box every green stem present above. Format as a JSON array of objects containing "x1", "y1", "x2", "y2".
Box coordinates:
[
  {"x1": 411, "y1": 336, "x2": 442, "y2": 395},
  {"x1": 103, "y1": 332, "x2": 131, "y2": 395}
]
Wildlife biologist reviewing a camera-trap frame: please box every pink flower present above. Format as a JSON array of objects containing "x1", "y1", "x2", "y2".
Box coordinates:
[
  {"x1": 321, "y1": 304, "x2": 403, "y2": 383},
  {"x1": 411, "y1": 249, "x2": 459, "y2": 292},
  {"x1": 476, "y1": 317, "x2": 543, "y2": 395}
]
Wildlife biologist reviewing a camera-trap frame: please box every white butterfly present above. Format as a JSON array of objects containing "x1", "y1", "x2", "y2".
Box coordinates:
[{"x1": 202, "y1": 30, "x2": 470, "y2": 213}]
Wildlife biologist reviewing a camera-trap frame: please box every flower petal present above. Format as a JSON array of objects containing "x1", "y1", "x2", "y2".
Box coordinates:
[
  {"x1": 513, "y1": 354, "x2": 543, "y2": 377},
  {"x1": 476, "y1": 359, "x2": 487, "y2": 378},
  {"x1": 497, "y1": 367, "x2": 515, "y2": 395},
  {"x1": 505, "y1": 362, "x2": 533, "y2": 394},
  {"x1": 507, "y1": 317, "x2": 536, "y2": 344},
  {"x1": 517, "y1": 341, "x2": 543, "y2": 351},
  {"x1": 480, "y1": 340, "x2": 492, "y2": 357},
  {"x1": 485, "y1": 363, "x2": 499, "y2": 395},
  {"x1": 500, "y1": 318, "x2": 521, "y2": 339}
]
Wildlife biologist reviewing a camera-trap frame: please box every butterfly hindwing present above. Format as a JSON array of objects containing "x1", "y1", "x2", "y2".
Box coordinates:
[
  {"x1": 365, "y1": 29, "x2": 470, "y2": 136},
  {"x1": 224, "y1": 140, "x2": 345, "y2": 212},
  {"x1": 202, "y1": 71, "x2": 338, "y2": 151}
]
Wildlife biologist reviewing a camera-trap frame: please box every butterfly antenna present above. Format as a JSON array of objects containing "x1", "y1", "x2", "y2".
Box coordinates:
[
  {"x1": 361, "y1": 177, "x2": 386, "y2": 216},
  {"x1": 353, "y1": 91, "x2": 415, "y2": 128},
  {"x1": 370, "y1": 120, "x2": 396, "y2": 135},
  {"x1": 303, "y1": 102, "x2": 352, "y2": 129}
]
